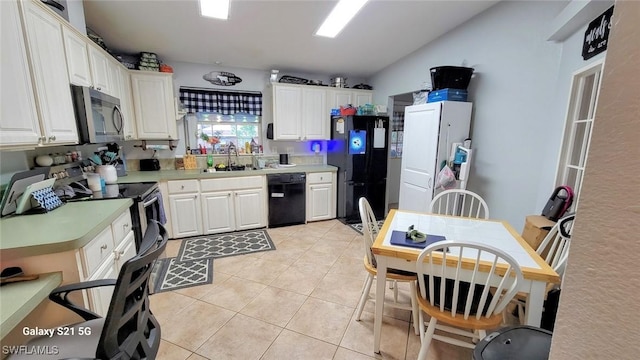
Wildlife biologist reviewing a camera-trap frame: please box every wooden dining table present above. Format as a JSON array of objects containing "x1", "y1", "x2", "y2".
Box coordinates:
[{"x1": 371, "y1": 209, "x2": 560, "y2": 353}]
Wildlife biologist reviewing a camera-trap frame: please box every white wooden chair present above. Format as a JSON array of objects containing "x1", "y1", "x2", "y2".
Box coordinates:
[
  {"x1": 430, "y1": 189, "x2": 490, "y2": 219},
  {"x1": 415, "y1": 241, "x2": 523, "y2": 360},
  {"x1": 512, "y1": 213, "x2": 575, "y2": 322},
  {"x1": 355, "y1": 197, "x2": 419, "y2": 334}
]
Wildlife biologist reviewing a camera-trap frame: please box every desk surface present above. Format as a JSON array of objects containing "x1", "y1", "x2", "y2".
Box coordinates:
[
  {"x1": 372, "y1": 210, "x2": 560, "y2": 283},
  {"x1": 0, "y1": 272, "x2": 62, "y2": 339}
]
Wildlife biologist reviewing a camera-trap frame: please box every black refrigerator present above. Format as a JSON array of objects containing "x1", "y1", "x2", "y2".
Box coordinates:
[{"x1": 327, "y1": 115, "x2": 389, "y2": 223}]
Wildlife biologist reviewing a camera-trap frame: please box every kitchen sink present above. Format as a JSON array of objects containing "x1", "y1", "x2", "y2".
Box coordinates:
[{"x1": 202, "y1": 166, "x2": 250, "y2": 173}]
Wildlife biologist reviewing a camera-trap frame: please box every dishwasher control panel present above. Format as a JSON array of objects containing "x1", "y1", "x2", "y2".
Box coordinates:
[{"x1": 267, "y1": 173, "x2": 306, "y2": 184}]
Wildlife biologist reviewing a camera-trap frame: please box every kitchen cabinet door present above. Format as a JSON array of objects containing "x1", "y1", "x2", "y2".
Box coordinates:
[
  {"x1": 87, "y1": 45, "x2": 112, "y2": 95},
  {"x1": 21, "y1": 0, "x2": 78, "y2": 145},
  {"x1": 234, "y1": 189, "x2": 265, "y2": 230},
  {"x1": 272, "y1": 84, "x2": 302, "y2": 140},
  {"x1": 301, "y1": 87, "x2": 328, "y2": 140},
  {"x1": 131, "y1": 71, "x2": 178, "y2": 140},
  {"x1": 0, "y1": 0, "x2": 41, "y2": 147},
  {"x1": 62, "y1": 26, "x2": 92, "y2": 87},
  {"x1": 307, "y1": 184, "x2": 333, "y2": 221},
  {"x1": 169, "y1": 193, "x2": 202, "y2": 238},
  {"x1": 201, "y1": 191, "x2": 236, "y2": 234},
  {"x1": 353, "y1": 90, "x2": 373, "y2": 107},
  {"x1": 118, "y1": 67, "x2": 137, "y2": 140},
  {"x1": 87, "y1": 253, "x2": 118, "y2": 317},
  {"x1": 329, "y1": 89, "x2": 353, "y2": 109},
  {"x1": 114, "y1": 231, "x2": 136, "y2": 272}
]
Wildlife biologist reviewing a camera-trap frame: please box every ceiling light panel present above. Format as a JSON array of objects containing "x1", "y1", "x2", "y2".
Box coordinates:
[
  {"x1": 315, "y1": 0, "x2": 369, "y2": 38},
  {"x1": 200, "y1": 0, "x2": 230, "y2": 20}
]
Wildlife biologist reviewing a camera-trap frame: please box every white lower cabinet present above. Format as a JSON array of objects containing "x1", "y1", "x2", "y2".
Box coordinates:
[
  {"x1": 200, "y1": 177, "x2": 266, "y2": 235},
  {"x1": 201, "y1": 191, "x2": 236, "y2": 234},
  {"x1": 86, "y1": 253, "x2": 118, "y2": 317},
  {"x1": 169, "y1": 193, "x2": 202, "y2": 238},
  {"x1": 306, "y1": 172, "x2": 336, "y2": 222},
  {"x1": 234, "y1": 189, "x2": 265, "y2": 230},
  {"x1": 80, "y1": 210, "x2": 135, "y2": 317}
]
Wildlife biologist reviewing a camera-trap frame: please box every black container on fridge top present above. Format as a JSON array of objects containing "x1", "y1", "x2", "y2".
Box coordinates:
[
  {"x1": 327, "y1": 115, "x2": 389, "y2": 223},
  {"x1": 430, "y1": 66, "x2": 474, "y2": 90}
]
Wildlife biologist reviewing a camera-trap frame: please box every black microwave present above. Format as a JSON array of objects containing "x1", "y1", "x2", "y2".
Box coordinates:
[{"x1": 71, "y1": 85, "x2": 125, "y2": 144}]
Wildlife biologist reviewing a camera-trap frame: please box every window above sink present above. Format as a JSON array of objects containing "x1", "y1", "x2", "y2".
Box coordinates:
[{"x1": 195, "y1": 112, "x2": 261, "y2": 155}]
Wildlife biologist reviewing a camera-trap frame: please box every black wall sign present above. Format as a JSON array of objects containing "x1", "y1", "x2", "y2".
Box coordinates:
[{"x1": 582, "y1": 6, "x2": 614, "y2": 60}]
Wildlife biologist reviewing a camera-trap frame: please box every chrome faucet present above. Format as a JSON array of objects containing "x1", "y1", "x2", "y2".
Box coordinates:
[{"x1": 227, "y1": 142, "x2": 238, "y2": 168}]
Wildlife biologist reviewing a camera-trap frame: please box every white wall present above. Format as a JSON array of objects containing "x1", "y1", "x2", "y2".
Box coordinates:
[{"x1": 371, "y1": 0, "x2": 602, "y2": 230}]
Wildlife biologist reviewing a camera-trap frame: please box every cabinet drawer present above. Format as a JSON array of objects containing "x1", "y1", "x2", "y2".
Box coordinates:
[
  {"x1": 81, "y1": 226, "x2": 114, "y2": 277},
  {"x1": 168, "y1": 180, "x2": 199, "y2": 194},
  {"x1": 201, "y1": 176, "x2": 263, "y2": 192},
  {"x1": 307, "y1": 172, "x2": 333, "y2": 184},
  {"x1": 111, "y1": 210, "x2": 132, "y2": 246}
]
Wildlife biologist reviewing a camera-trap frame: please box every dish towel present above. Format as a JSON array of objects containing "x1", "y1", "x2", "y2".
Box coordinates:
[{"x1": 156, "y1": 191, "x2": 167, "y2": 225}]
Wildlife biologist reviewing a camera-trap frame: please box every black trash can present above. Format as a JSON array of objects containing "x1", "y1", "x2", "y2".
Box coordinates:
[{"x1": 473, "y1": 326, "x2": 552, "y2": 360}]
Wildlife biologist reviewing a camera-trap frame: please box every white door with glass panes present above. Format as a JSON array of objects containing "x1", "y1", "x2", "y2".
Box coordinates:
[
  {"x1": 234, "y1": 189, "x2": 265, "y2": 230},
  {"x1": 131, "y1": 72, "x2": 177, "y2": 139},
  {"x1": 169, "y1": 193, "x2": 202, "y2": 238},
  {"x1": 555, "y1": 59, "x2": 605, "y2": 211},
  {"x1": 21, "y1": 0, "x2": 79, "y2": 145},
  {"x1": 201, "y1": 191, "x2": 236, "y2": 234},
  {"x1": 0, "y1": 0, "x2": 41, "y2": 147},
  {"x1": 273, "y1": 84, "x2": 302, "y2": 140},
  {"x1": 301, "y1": 87, "x2": 328, "y2": 140}
]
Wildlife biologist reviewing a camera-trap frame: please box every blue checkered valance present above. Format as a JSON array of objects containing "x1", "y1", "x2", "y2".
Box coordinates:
[{"x1": 179, "y1": 87, "x2": 262, "y2": 116}]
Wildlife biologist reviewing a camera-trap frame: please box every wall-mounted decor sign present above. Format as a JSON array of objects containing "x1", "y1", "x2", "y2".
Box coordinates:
[
  {"x1": 203, "y1": 71, "x2": 242, "y2": 86},
  {"x1": 582, "y1": 6, "x2": 614, "y2": 60}
]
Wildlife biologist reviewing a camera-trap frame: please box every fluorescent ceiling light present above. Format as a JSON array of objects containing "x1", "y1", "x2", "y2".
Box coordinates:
[
  {"x1": 200, "y1": 0, "x2": 230, "y2": 20},
  {"x1": 315, "y1": 0, "x2": 369, "y2": 38}
]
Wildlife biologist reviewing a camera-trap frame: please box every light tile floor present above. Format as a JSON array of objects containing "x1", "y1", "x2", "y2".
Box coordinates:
[{"x1": 151, "y1": 220, "x2": 514, "y2": 360}]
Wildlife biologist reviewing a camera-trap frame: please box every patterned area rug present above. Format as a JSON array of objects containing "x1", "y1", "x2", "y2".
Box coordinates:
[
  {"x1": 349, "y1": 220, "x2": 385, "y2": 234},
  {"x1": 152, "y1": 257, "x2": 213, "y2": 293},
  {"x1": 150, "y1": 230, "x2": 275, "y2": 293},
  {"x1": 177, "y1": 230, "x2": 276, "y2": 261}
]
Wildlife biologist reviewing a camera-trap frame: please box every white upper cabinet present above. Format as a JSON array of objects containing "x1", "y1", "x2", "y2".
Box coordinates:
[
  {"x1": 353, "y1": 90, "x2": 373, "y2": 107},
  {"x1": 130, "y1": 71, "x2": 178, "y2": 140},
  {"x1": 272, "y1": 84, "x2": 302, "y2": 140},
  {"x1": 20, "y1": 0, "x2": 78, "y2": 145},
  {"x1": 0, "y1": 0, "x2": 41, "y2": 147},
  {"x1": 301, "y1": 87, "x2": 328, "y2": 140},
  {"x1": 118, "y1": 67, "x2": 137, "y2": 140},
  {"x1": 87, "y1": 46, "x2": 113, "y2": 95},
  {"x1": 272, "y1": 83, "x2": 335, "y2": 140},
  {"x1": 62, "y1": 26, "x2": 92, "y2": 87},
  {"x1": 328, "y1": 88, "x2": 373, "y2": 109}
]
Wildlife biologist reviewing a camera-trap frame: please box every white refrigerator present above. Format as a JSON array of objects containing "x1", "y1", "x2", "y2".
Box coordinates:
[{"x1": 398, "y1": 101, "x2": 472, "y2": 212}]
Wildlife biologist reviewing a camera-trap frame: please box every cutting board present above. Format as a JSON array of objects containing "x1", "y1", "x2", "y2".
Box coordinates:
[{"x1": 183, "y1": 154, "x2": 198, "y2": 170}]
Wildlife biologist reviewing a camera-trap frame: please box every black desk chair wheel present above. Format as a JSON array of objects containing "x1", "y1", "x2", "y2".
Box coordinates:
[{"x1": 10, "y1": 220, "x2": 168, "y2": 360}]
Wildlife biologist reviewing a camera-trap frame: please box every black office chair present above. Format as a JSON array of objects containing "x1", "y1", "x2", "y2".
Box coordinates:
[{"x1": 11, "y1": 220, "x2": 168, "y2": 360}]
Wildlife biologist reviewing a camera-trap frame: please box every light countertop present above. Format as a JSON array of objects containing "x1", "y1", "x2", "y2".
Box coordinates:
[
  {"x1": 118, "y1": 165, "x2": 337, "y2": 183},
  {"x1": 0, "y1": 199, "x2": 132, "y2": 259},
  {"x1": 0, "y1": 272, "x2": 62, "y2": 340}
]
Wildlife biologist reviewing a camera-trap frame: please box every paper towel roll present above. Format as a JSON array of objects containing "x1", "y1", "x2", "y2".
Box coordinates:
[{"x1": 146, "y1": 144, "x2": 170, "y2": 150}]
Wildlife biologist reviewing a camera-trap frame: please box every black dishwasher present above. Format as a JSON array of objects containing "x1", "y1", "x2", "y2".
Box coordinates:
[{"x1": 267, "y1": 173, "x2": 306, "y2": 227}]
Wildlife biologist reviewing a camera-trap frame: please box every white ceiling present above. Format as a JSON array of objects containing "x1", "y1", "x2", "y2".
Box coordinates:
[{"x1": 82, "y1": 0, "x2": 499, "y2": 78}]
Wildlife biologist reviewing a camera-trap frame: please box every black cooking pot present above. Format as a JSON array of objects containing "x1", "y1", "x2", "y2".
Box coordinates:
[{"x1": 430, "y1": 66, "x2": 474, "y2": 90}]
